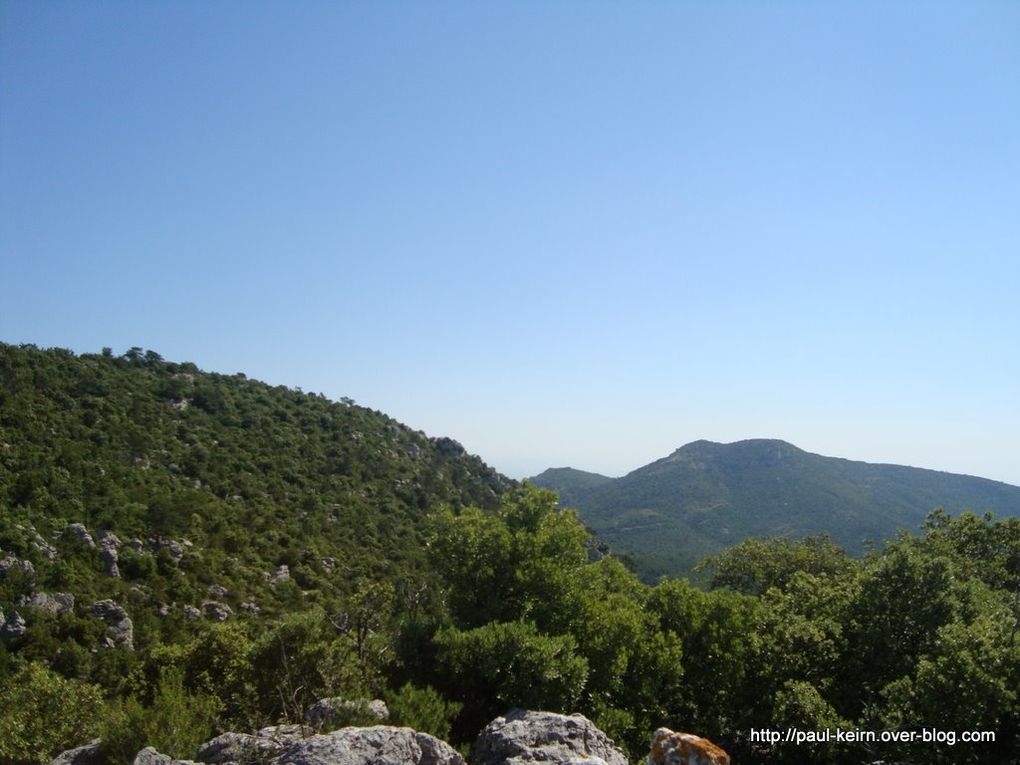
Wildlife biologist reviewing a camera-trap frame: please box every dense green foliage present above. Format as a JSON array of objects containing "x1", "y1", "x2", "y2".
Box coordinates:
[
  {"x1": 1, "y1": 345, "x2": 1018, "y2": 765},
  {"x1": 532, "y1": 438, "x2": 1020, "y2": 580}
]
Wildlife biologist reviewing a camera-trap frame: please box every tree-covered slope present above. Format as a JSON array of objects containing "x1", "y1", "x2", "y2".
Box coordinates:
[
  {"x1": 0, "y1": 343, "x2": 514, "y2": 692},
  {"x1": 528, "y1": 467, "x2": 613, "y2": 509},
  {"x1": 0, "y1": 344, "x2": 510, "y2": 591},
  {"x1": 531, "y1": 439, "x2": 1020, "y2": 580}
]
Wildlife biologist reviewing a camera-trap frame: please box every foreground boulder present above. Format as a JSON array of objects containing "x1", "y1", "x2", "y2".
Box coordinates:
[
  {"x1": 471, "y1": 710, "x2": 628, "y2": 765},
  {"x1": 271, "y1": 726, "x2": 463, "y2": 765},
  {"x1": 647, "y1": 728, "x2": 729, "y2": 765},
  {"x1": 50, "y1": 740, "x2": 102, "y2": 765},
  {"x1": 197, "y1": 725, "x2": 310, "y2": 764},
  {"x1": 133, "y1": 747, "x2": 198, "y2": 765}
]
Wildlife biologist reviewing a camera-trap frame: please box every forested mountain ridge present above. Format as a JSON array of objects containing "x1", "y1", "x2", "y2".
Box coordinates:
[
  {"x1": 531, "y1": 438, "x2": 1020, "y2": 580},
  {"x1": 0, "y1": 342, "x2": 510, "y2": 594}
]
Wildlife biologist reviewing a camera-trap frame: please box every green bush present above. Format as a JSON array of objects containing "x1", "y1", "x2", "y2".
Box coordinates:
[
  {"x1": 0, "y1": 662, "x2": 104, "y2": 765},
  {"x1": 101, "y1": 668, "x2": 221, "y2": 764},
  {"x1": 388, "y1": 683, "x2": 461, "y2": 741}
]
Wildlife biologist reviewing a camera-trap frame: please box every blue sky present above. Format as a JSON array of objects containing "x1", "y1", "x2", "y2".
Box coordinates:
[{"x1": 2, "y1": 1, "x2": 1018, "y2": 484}]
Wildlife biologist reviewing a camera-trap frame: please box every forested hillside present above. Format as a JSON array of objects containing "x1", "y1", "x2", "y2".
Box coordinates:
[
  {"x1": 1, "y1": 345, "x2": 1018, "y2": 765},
  {"x1": 532, "y1": 439, "x2": 1020, "y2": 580}
]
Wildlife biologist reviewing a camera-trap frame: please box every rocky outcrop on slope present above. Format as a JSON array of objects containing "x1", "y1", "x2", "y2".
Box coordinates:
[
  {"x1": 91, "y1": 599, "x2": 134, "y2": 649},
  {"x1": 67, "y1": 523, "x2": 96, "y2": 549},
  {"x1": 470, "y1": 710, "x2": 628, "y2": 765},
  {"x1": 20, "y1": 590, "x2": 75, "y2": 614},
  {"x1": 0, "y1": 610, "x2": 27, "y2": 642}
]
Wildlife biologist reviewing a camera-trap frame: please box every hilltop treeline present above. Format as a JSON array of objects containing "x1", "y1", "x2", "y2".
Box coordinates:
[{"x1": 1, "y1": 345, "x2": 1018, "y2": 765}]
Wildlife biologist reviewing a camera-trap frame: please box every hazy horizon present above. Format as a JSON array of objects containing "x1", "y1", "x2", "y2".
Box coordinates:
[{"x1": 3, "y1": 2, "x2": 1018, "y2": 486}]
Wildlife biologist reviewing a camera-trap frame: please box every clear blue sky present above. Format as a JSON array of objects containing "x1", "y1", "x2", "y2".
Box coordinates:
[{"x1": 2, "y1": 1, "x2": 1018, "y2": 484}]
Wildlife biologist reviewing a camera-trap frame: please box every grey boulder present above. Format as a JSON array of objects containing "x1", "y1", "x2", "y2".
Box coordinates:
[
  {"x1": 50, "y1": 739, "x2": 102, "y2": 765},
  {"x1": 198, "y1": 725, "x2": 311, "y2": 764},
  {"x1": 133, "y1": 747, "x2": 199, "y2": 765},
  {"x1": 470, "y1": 710, "x2": 628, "y2": 765},
  {"x1": 271, "y1": 726, "x2": 464, "y2": 765},
  {"x1": 92, "y1": 599, "x2": 134, "y2": 649}
]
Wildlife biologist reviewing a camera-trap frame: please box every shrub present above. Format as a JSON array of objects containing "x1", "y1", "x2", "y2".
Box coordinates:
[{"x1": 0, "y1": 662, "x2": 104, "y2": 765}]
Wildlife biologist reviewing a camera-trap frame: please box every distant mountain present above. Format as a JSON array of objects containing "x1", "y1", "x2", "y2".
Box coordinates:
[
  {"x1": 528, "y1": 467, "x2": 612, "y2": 508},
  {"x1": 530, "y1": 439, "x2": 1020, "y2": 581}
]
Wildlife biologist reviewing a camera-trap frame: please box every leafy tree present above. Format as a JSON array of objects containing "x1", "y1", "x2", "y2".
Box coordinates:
[
  {"x1": 698, "y1": 534, "x2": 852, "y2": 595},
  {"x1": 432, "y1": 620, "x2": 588, "y2": 741}
]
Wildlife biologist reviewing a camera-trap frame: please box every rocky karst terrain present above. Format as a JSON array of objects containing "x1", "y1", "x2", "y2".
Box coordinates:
[{"x1": 50, "y1": 709, "x2": 728, "y2": 765}]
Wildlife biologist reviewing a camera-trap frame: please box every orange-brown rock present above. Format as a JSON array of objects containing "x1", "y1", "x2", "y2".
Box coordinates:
[{"x1": 648, "y1": 728, "x2": 730, "y2": 765}]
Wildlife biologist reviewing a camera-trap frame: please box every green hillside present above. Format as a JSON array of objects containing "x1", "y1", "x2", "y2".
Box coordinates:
[
  {"x1": 531, "y1": 439, "x2": 1020, "y2": 580},
  {"x1": 527, "y1": 467, "x2": 613, "y2": 508},
  {"x1": 0, "y1": 343, "x2": 510, "y2": 598}
]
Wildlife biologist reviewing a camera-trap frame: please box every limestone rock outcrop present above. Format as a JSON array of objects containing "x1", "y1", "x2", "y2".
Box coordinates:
[
  {"x1": 197, "y1": 725, "x2": 311, "y2": 764},
  {"x1": 647, "y1": 728, "x2": 729, "y2": 765},
  {"x1": 133, "y1": 747, "x2": 198, "y2": 765},
  {"x1": 202, "y1": 600, "x2": 234, "y2": 622},
  {"x1": 270, "y1": 726, "x2": 463, "y2": 765},
  {"x1": 50, "y1": 739, "x2": 102, "y2": 765},
  {"x1": 92, "y1": 599, "x2": 134, "y2": 649},
  {"x1": 470, "y1": 710, "x2": 628, "y2": 765},
  {"x1": 0, "y1": 610, "x2": 27, "y2": 642},
  {"x1": 68, "y1": 523, "x2": 96, "y2": 549},
  {"x1": 21, "y1": 590, "x2": 75, "y2": 614},
  {"x1": 98, "y1": 530, "x2": 122, "y2": 578}
]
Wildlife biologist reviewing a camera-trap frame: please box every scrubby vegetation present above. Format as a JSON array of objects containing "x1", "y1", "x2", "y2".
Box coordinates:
[{"x1": 1, "y1": 344, "x2": 1018, "y2": 765}]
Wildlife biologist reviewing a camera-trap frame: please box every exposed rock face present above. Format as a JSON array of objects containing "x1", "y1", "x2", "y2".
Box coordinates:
[
  {"x1": 92, "y1": 599, "x2": 134, "y2": 649},
  {"x1": 100, "y1": 546, "x2": 120, "y2": 578},
  {"x1": 68, "y1": 523, "x2": 96, "y2": 549},
  {"x1": 183, "y1": 605, "x2": 202, "y2": 620},
  {"x1": 433, "y1": 437, "x2": 466, "y2": 457},
  {"x1": 99, "y1": 530, "x2": 122, "y2": 578},
  {"x1": 202, "y1": 600, "x2": 234, "y2": 622},
  {"x1": 0, "y1": 555, "x2": 35, "y2": 578},
  {"x1": 133, "y1": 747, "x2": 198, "y2": 765},
  {"x1": 271, "y1": 726, "x2": 464, "y2": 765},
  {"x1": 647, "y1": 728, "x2": 729, "y2": 765},
  {"x1": 198, "y1": 725, "x2": 311, "y2": 764},
  {"x1": 240, "y1": 601, "x2": 260, "y2": 615},
  {"x1": 20, "y1": 591, "x2": 75, "y2": 614},
  {"x1": 50, "y1": 739, "x2": 102, "y2": 765},
  {"x1": 306, "y1": 698, "x2": 389, "y2": 729},
  {"x1": 0, "y1": 611, "x2": 27, "y2": 642},
  {"x1": 98, "y1": 529, "x2": 122, "y2": 547},
  {"x1": 208, "y1": 584, "x2": 230, "y2": 599},
  {"x1": 155, "y1": 538, "x2": 188, "y2": 562},
  {"x1": 270, "y1": 564, "x2": 291, "y2": 584},
  {"x1": 471, "y1": 710, "x2": 628, "y2": 765}
]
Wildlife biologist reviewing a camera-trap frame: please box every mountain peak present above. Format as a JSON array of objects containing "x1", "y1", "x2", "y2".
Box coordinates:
[{"x1": 533, "y1": 438, "x2": 1020, "y2": 581}]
